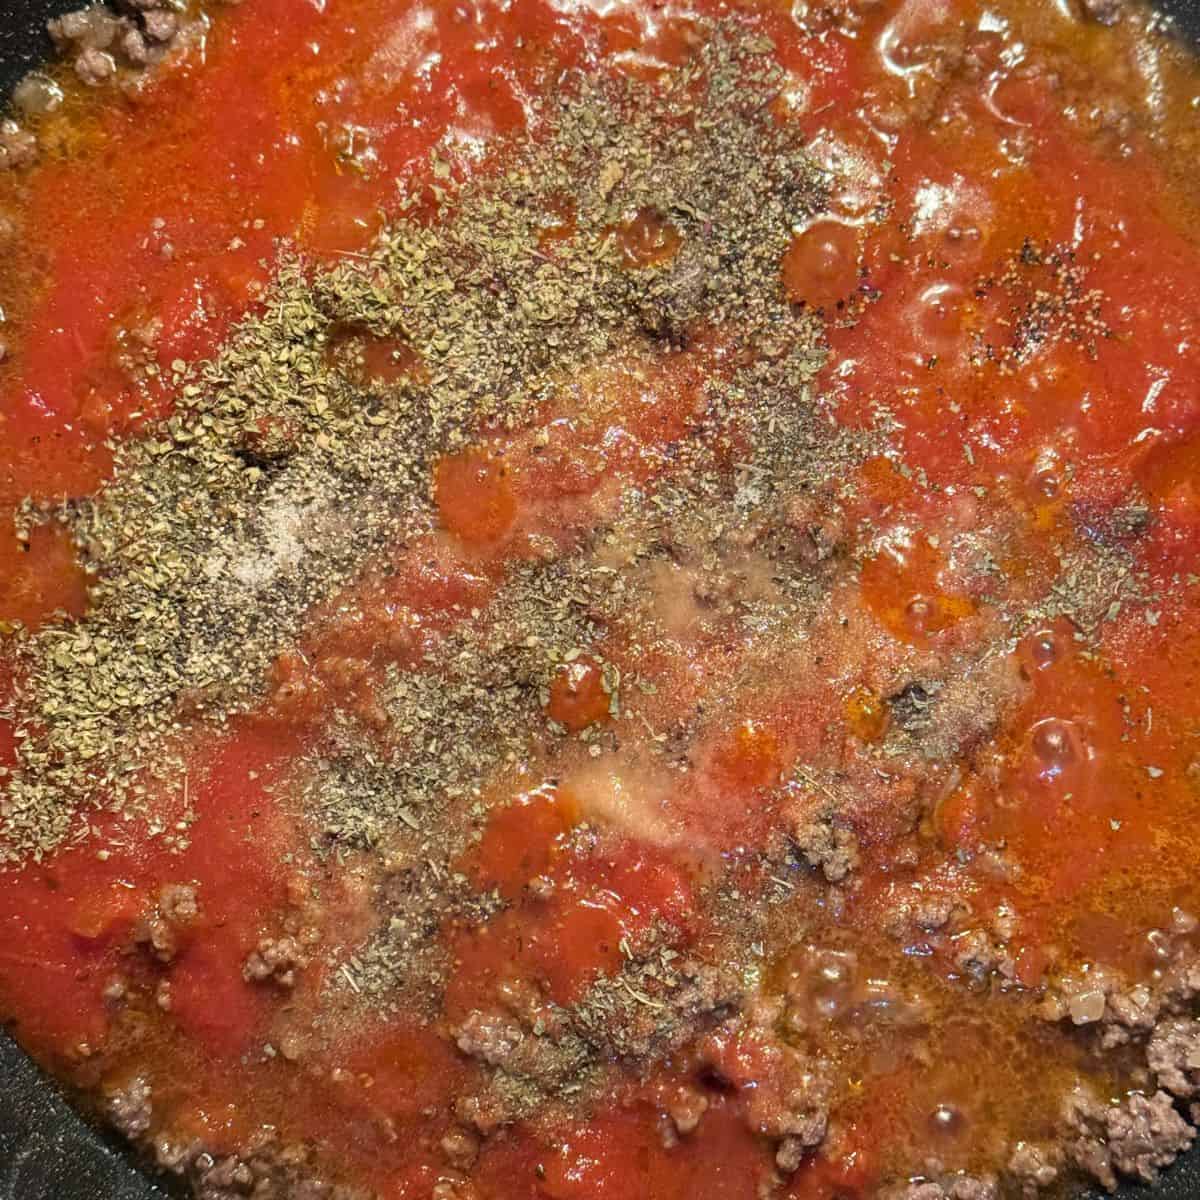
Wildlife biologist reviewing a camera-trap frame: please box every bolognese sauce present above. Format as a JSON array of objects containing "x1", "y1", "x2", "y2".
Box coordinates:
[{"x1": 1, "y1": 2, "x2": 1200, "y2": 1199}]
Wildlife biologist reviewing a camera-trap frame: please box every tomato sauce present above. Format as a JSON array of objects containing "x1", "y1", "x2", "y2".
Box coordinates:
[{"x1": 2, "y1": 1, "x2": 1200, "y2": 1198}]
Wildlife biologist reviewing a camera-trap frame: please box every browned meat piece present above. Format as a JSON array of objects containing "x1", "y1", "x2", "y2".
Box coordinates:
[
  {"x1": 133, "y1": 883, "x2": 200, "y2": 962},
  {"x1": 883, "y1": 890, "x2": 958, "y2": 939},
  {"x1": 882, "y1": 1174, "x2": 998, "y2": 1200},
  {"x1": 773, "y1": 1118, "x2": 826, "y2": 1173},
  {"x1": 1064, "y1": 1087, "x2": 1194, "y2": 1191},
  {"x1": 159, "y1": 881, "x2": 201, "y2": 924},
  {"x1": 143, "y1": 10, "x2": 179, "y2": 41},
  {"x1": 75, "y1": 47, "x2": 119, "y2": 86},
  {"x1": 152, "y1": 1130, "x2": 204, "y2": 1173},
  {"x1": 440, "y1": 1127, "x2": 480, "y2": 1169},
  {"x1": 790, "y1": 811, "x2": 859, "y2": 882},
  {"x1": 946, "y1": 1179, "x2": 998, "y2": 1200},
  {"x1": 951, "y1": 928, "x2": 1014, "y2": 984},
  {"x1": 455, "y1": 1007, "x2": 583, "y2": 1090},
  {"x1": 455, "y1": 1009, "x2": 525, "y2": 1068},
  {"x1": 455, "y1": 1090, "x2": 510, "y2": 1138},
  {"x1": 121, "y1": 27, "x2": 151, "y2": 65},
  {"x1": 1148, "y1": 1017, "x2": 1200, "y2": 1099},
  {"x1": 187, "y1": 1138, "x2": 367, "y2": 1200},
  {"x1": 104, "y1": 1074, "x2": 152, "y2": 1138},
  {"x1": 292, "y1": 1185, "x2": 333, "y2": 1200},
  {"x1": 134, "y1": 914, "x2": 178, "y2": 962},
  {"x1": 48, "y1": 5, "x2": 122, "y2": 50},
  {"x1": 733, "y1": 1042, "x2": 830, "y2": 1160},
  {"x1": 195, "y1": 1155, "x2": 255, "y2": 1199},
  {"x1": 1007, "y1": 1141, "x2": 1060, "y2": 1196},
  {"x1": 12, "y1": 74, "x2": 64, "y2": 118},
  {"x1": 0, "y1": 121, "x2": 37, "y2": 172},
  {"x1": 1078, "y1": 0, "x2": 1123, "y2": 23},
  {"x1": 775, "y1": 1132, "x2": 812, "y2": 1173},
  {"x1": 48, "y1": 1, "x2": 197, "y2": 87},
  {"x1": 243, "y1": 935, "x2": 307, "y2": 987},
  {"x1": 914, "y1": 894, "x2": 956, "y2": 932},
  {"x1": 1093, "y1": 986, "x2": 1159, "y2": 1049},
  {"x1": 665, "y1": 1084, "x2": 709, "y2": 1135}
]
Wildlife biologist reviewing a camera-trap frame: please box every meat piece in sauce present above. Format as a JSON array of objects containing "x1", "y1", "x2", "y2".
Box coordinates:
[
  {"x1": 1064, "y1": 1088, "x2": 1194, "y2": 1191},
  {"x1": 0, "y1": 120, "x2": 37, "y2": 171},
  {"x1": 243, "y1": 935, "x2": 306, "y2": 988},
  {"x1": 47, "y1": 5, "x2": 122, "y2": 52},
  {"x1": 74, "y1": 46, "x2": 118, "y2": 85},
  {"x1": 1007, "y1": 1142, "x2": 1061, "y2": 1196},
  {"x1": 1148, "y1": 1017, "x2": 1200, "y2": 1099},
  {"x1": 104, "y1": 1074, "x2": 153, "y2": 1139},
  {"x1": 882, "y1": 1173, "x2": 998, "y2": 1200},
  {"x1": 789, "y1": 809, "x2": 860, "y2": 882}
]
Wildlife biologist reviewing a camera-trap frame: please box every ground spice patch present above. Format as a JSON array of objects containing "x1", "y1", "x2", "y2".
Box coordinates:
[{"x1": 0, "y1": 28, "x2": 829, "y2": 862}]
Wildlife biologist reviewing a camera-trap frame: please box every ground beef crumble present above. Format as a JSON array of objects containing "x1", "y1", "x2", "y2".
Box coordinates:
[
  {"x1": 448, "y1": 955, "x2": 745, "y2": 1137},
  {"x1": 0, "y1": 120, "x2": 37, "y2": 170},
  {"x1": 47, "y1": 0, "x2": 209, "y2": 88},
  {"x1": 788, "y1": 806, "x2": 860, "y2": 883},
  {"x1": 149, "y1": 1126, "x2": 372, "y2": 1200},
  {"x1": 104, "y1": 1073, "x2": 153, "y2": 1139},
  {"x1": 880, "y1": 1172, "x2": 998, "y2": 1200},
  {"x1": 1148, "y1": 1017, "x2": 1200, "y2": 1101},
  {"x1": 1062, "y1": 1087, "x2": 1194, "y2": 1192},
  {"x1": 1006, "y1": 1142, "x2": 1061, "y2": 1197},
  {"x1": 663, "y1": 1083, "x2": 709, "y2": 1137},
  {"x1": 243, "y1": 935, "x2": 308, "y2": 988}
]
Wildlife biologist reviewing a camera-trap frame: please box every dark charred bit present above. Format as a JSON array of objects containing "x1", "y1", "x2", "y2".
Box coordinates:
[
  {"x1": 1078, "y1": 0, "x2": 1125, "y2": 24},
  {"x1": 234, "y1": 422, "x2": 302, "y2": 473},
  {"x1": 1071, "y1": 498, "x2": 1152, "y2": 549},
  {"x1": 887, "y1": 680, "x2": 941, "y2": 733}
]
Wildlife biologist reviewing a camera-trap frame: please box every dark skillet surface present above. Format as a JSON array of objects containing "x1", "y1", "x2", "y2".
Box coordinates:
[{"x1": 0, "y1": 1, "x2": 1199, "y2": 1198}]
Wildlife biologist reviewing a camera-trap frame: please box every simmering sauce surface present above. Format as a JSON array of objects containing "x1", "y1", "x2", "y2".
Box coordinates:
[{"x1": 1, "y1": 2, "x2": 1200, "y2": 1198}]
